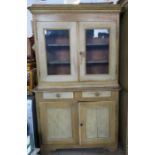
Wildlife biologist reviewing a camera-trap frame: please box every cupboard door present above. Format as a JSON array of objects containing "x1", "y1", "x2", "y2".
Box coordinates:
[
  {"x1": 79, "y1": 101, "x2": 116, "y2": 145},
  {"x1": 36, "y1": 22, "x2": 78, "y2": 82},
  {"x1": 79, "y1": 22, "x2": 117, "y2": 81},
  {"x1": 39, "y1": 101, "x2": 78, "y2": 144}
]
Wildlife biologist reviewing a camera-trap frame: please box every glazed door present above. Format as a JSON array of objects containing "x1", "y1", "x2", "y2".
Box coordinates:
[
  {"x1": 37, "y1": 22, "x2": 78, "y2": 82},
  {"x1": 79, "y1": 101, "x2": 116, "y2": 145},
  {"x1": 39, "y1": 101, "x2": 78, "y2": 144},
  {"x1": 79, "y1": 22, "x2": 117, "y2": 81}
]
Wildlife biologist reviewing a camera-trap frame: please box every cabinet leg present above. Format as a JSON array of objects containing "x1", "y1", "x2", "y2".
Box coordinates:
[
  {"x1": 108, "y1": 148, "x2": 116, "y2": 152},
  {"x1": 108, "y1": 145, "x2": 117, "y2": 152},
  {"x1": 41, "y1": 148, "x2": 57, "y2": 155},
  {"x1": 41, "y1": 149, "x2": 50, "y2": 155}
]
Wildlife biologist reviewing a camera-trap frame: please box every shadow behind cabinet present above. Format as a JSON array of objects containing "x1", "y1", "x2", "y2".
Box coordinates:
[{"x1": 29, "y1": 4, "x2": 121, "y2": 155}]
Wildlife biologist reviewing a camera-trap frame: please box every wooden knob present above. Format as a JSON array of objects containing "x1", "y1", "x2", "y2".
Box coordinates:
[
  {"x1": 95, "y1": 92, "x2": 100, "y2": 97},
  {"x1": 56, "y1": 94, "x2": 61, "y2": 98},
  {"x1": 80, "y1": 123, "x2": 83, "y2": 127},
  {"x1": 79, "y1": 51, "x2": 85, "y2": 57}
]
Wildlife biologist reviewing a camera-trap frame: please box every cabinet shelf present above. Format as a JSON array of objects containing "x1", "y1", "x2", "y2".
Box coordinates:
[
  {"x1": 86, "y1": 43, "x2": 109, "y2": 47},
  {"x1": 47, "y1": 44, "x2": 70, "y2": 47},
  {"x1": 48, "y1": 60, "x2": 70, "y2": 65},
  {"x1": 86, "y1": 60, "x2": 109, "y2": 64}
]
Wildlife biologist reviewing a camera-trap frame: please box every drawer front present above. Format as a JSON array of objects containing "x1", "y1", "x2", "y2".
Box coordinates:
[
  {"x1": 82, "y1": 91, "x2": 111, "y2": 98},
  {"x1": 43, "y1": 92, "x2": 73, "y2": 99}
]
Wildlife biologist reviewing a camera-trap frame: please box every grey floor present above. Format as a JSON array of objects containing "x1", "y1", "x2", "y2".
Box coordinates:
[{"x1": 47, "y1": 148, "x2": 124, "y2": 155}]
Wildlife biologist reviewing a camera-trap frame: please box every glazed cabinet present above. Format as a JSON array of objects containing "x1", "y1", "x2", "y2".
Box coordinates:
[
  {"x1": 29, "y1": 4, "x2": 121, "y2": 154},
  {"x1": 36, "y1": 20, "x2": 117, "y2": 84}
]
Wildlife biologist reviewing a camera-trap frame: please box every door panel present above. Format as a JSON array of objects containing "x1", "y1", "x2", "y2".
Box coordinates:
[
  {"x1": 79, "y1": 22, "x2": 117, "y2": 81},
  {"x1": 39, "y1": 101, "x2": 78, "y2": 144},
  {"x1": 79, "y1": 101, "x2": 116, "y2": 145},
  {"x1": 37, "y1": 22, "x2": 78, "y2": 82},
  {"x1": 86, "y1": 107, "x2": 109, "y2": 139},
  {"x1": 47, "y1": 108, "x2": 72, "y2": 139}
]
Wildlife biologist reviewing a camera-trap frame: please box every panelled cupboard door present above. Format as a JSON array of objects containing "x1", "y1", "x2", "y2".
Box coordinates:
[
  {"x1": 79, "y1": 22, "x2": 117, "y2": 81},
  {"x1": 79, "y1": 101, "x2": 116, "y2": 145},
  {"x1": 39, "y1": 101, "x2": 78, "y2": 145},
  {"x1": 36, "y1": 22, "x2": 78, "y2": 82}
]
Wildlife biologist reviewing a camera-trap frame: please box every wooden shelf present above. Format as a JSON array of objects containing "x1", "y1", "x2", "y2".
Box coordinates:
[
  {"x1": 86, "y1": 43, "x2": 109, "y2": 47},
  {"x1": 48, "y1": 60, "x2": 70, "y2": 65},
  {"x1": 86, "y1": 60, "x2": 109, "y2": 64},
  {"x1": 47, "y1": 44, "x2": 70, "y2": 47}
]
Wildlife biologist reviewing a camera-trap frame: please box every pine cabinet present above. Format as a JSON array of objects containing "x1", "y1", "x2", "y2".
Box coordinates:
[{"x1": 29, "y1": 4, "x2": 121, "y2": 154}]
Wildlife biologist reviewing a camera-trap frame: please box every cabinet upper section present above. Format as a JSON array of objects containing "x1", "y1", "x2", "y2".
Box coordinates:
[{"x1": 29, "y1": 4, "x2": 121, "y2": 89}]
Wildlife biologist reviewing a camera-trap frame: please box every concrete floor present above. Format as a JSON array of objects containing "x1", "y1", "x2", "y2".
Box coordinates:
[{"x1": 47, "y1": 148, "x2": 124, "y2": 155}]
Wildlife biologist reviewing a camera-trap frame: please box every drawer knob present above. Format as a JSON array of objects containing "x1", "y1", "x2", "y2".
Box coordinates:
[
  {"x1": 80, "y1": 123, "x2": 83, "y2": 127},
  {"x1": 56, "y1": 94, "x2": 61, "y2": 98},
  {"x1": 80, "y1": 51, "x2": 85, "y2": 56},
  {"x1": 95, "y1": 92, "x2": 100, "y2": 97}
]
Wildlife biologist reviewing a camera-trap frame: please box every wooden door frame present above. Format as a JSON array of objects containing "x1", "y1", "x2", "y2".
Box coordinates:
[
  {"x1": 79, "y1": 21, "x2": 117, "y2": 81},
  {"x1": 36, "y1": 22, "x2": 78, "y2": 82}
]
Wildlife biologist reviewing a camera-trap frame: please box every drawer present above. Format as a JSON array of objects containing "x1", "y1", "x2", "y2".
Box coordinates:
[
  {"x1": 42, "y1": 92, "x2": 73, "y2": 99},
  {"x1": 82, "y1": 91, "x2": 112, "y2": 98}
]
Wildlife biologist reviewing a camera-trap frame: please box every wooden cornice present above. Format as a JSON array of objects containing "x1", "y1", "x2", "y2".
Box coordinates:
[
  {"x1": 118, "y1": 0, "x2": 128, "y2": 12},
  {"x1": 28, "y1": 4, "x2": 121, "y2": 14}
]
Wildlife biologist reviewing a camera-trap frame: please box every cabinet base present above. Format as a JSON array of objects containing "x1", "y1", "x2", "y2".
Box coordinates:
[
  {"x1": 108, "y1": 145, "x2": 117, "y2": 152},
  {"x1": 41, "y1": 147, "x2": 56, "y2": 155},
  {"x1": 40, "y1": 144, "x2": 118, "y2": 155}
]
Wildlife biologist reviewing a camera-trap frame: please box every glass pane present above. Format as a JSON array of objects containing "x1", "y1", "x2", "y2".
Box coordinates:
[
  {"x1": 45, "y1": 30, "x2": 71, "y2": 75},
  {"x1": 85, "y1": 29, "x2": 109, "y2": 74}
]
